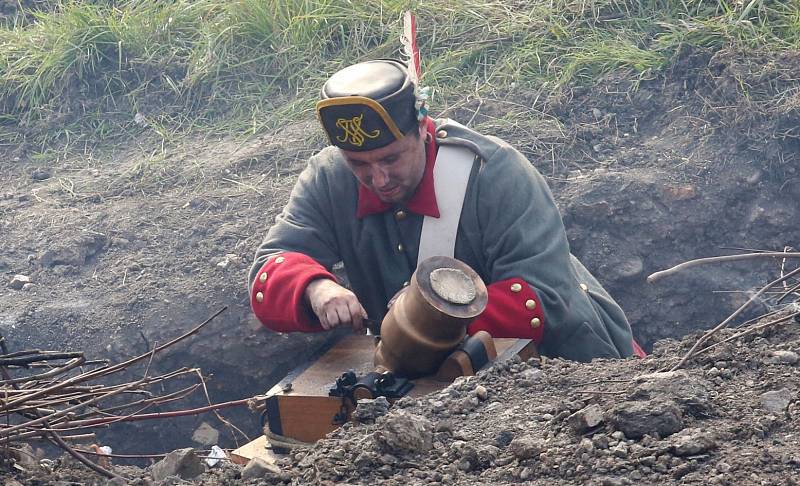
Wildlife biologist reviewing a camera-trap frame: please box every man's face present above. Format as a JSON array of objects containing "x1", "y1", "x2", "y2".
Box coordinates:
[{"x1": 341, "y1": 121, "x2": 427, "y2": 204}]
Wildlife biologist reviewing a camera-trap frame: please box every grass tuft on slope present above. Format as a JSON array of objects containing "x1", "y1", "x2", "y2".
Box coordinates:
[{"x1": 0, "y1": 0, "x2": 797, "y2": 148}]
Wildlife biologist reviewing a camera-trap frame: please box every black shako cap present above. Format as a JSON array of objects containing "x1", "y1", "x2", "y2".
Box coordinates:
[{"x1": 316, "y1": 59, "x2": 417, "y2": 152}]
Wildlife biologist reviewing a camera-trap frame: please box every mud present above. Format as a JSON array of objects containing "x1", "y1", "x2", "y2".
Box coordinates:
[{"x1": 1, "y1": 45, "x2": 799, "y2": 475}]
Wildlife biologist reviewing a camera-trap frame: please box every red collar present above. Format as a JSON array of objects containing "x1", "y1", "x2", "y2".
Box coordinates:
[{"x1": 356, "y1": 118, "x2": 440, "y2": 219}]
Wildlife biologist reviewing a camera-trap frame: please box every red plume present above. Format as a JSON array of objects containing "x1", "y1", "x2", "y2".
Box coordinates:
[{"x1": 402, "y1": 11, "x2": 420, "y2": 84}]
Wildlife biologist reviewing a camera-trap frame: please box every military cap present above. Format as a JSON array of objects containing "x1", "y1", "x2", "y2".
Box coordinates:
[{"x1": 316, "y1": 59, "x2": 418, "y2": 152}]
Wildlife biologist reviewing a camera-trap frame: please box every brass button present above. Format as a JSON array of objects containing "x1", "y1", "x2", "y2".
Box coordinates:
[
  {"x1": 255, "y1": 292, "x2": 264, "y2": 303},
  {"x1": 530, "y1": 317, "x2": 541, "y2": 328},
  {"x1": 510, "y1": 283, "x2": 522, "y2": 293},
  {"x1": 395, "y1": 210, "x2": 407, "y2": 221},
  {"x1": 580, "y1": 283, "x2": 588, "y2": 292},
  {"x1": 259, "y1": 272, "x2": 268, "y2": 283},
  {"x1": 397, "y1": 244, "x2": 404, "y2": 252},
  {"x1": 275, "y1": 256, "x2": 285, "y2": 264},
  {"x1": 525, "y1": 299, "x2": 536, "y2": 310},
  {"x1": 436, "y1": 130, "x2": 447, "y2": 139}
]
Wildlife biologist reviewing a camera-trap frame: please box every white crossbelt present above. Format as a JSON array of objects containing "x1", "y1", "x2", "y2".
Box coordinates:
[{"x1": 417, "y1": 144, "x2": 475, "y2": 266}]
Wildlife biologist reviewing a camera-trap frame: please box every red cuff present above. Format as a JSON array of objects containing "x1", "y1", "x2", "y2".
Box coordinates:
[
  {"x1": 467, "y1": 278, "x2": 545, "y2": 343},
  {"x1": 250, "y1": 252, "x2": 336, "y2": 333}
]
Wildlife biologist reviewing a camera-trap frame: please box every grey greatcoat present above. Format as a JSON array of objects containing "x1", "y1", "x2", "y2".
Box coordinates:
[{"x1": 250, "y1": 118, "x2": 636, "y2": 361}]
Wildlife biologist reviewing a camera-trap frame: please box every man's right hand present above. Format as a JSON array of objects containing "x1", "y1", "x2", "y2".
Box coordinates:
[{"x1": 305, "y1": 278, "x2": 367, "y2": 331}]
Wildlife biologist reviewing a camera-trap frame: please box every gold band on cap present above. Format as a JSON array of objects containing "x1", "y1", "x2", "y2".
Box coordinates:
[{"x1": 317, "y1": 96, "x2": 405, "y2": 141}]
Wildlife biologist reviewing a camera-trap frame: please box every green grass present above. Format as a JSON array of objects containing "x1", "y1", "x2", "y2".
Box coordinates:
[{"x1": 0, "y1": 0, "x2": 798, "y2": 148}]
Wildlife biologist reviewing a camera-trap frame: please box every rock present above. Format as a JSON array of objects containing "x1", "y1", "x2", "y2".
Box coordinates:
[
  {"x1": 353, "y1": 396, "x2": 390, "y2": 423},
  {"x1": 634, "y1": 371, "x2": 689, "y2": 383},
  {"x1": 476, "y1": 444, "x2": 500, "y2": 466},
  {"x1": 40, "y1": 234, "x2": 106, "y2": 267},
  {"x1": 109, "y1": 237, "x2": 130, "y2": 248},
  {"x1": 216, "y1": 254, "x2": 240, "y2": 269},
  {"x1": 241, "y1": 457, "x2": 280, "y2": 480},
  {"x1": 612, "y1": 444, "x2": 628, "y2": 458},
  {"x1": 21, "y1": 283, "x2": 34, "y2": 291},
  {"x1": 149, "y1": 448, "x2": 204, "y2": 481},
  {"x1": 614, "y1": 256, "x2": 644, "y2": 280},
  {"x1": 578, "y1": 438, "x2": 594, "y2": 453},
  {"x1": 592, "y1": 434, "x2": 610, "y2": 450},
  {"x1": 508, "y1": 436, "x2": 543, "y2": 459},
  {"x1": 30, "y1": 169, "x2": 51, "y2": 181},
  {"x1": 10, "y1": 443, "x2": 39, "y2": 471},
  {"x1": 474, "y1": 385, "x2": 488, "y2": 401},
  {"x1": 374, "y1": 410, "x2": 433, "y2": 454},
  {"x1": 607, "y1": 400, "x2": 684, "y2": 439},
  {"x1": 745, "y1": 169, "x2": 763, "y2": 185},
  {"x1": 8, "y1": 274, "x2": 31, "y2": 290},
  {"x1": 378, "y1": 453, "x2": 398, "y2": 465},
  {"x1": 567, "y1": 404, "x2": 605, "y2": 434},
  {"x1": 669, "y1": 429, "x2": 717, "y2": 456},
  {"x1": 191, "y1": 421, "x2": 219, "y2": 446},
  {"x1": 765, "y1": 351, "x2": 799, "y2": 365},
  {"x1": 519, "y1": 368, "x2": 543, "y2": 387},
  {"x1": 660, "y1": 184, "x2": 697, "y2": 201},
  {"x1": 493, "y1": 430, "x2": 514, "y2": 448},
  {"x1": 760, "y1": 388, "x2": 793, "y2": 414}
]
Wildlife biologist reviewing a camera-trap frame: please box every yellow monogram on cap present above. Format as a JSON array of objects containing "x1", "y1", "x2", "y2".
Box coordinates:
[{"x1": 335, "y1": 113, "x2": 380, "y2": 147}]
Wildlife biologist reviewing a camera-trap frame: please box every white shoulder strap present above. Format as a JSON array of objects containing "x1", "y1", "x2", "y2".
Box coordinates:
[{"x1": 417, "y1": 144, "x2": 475, "y2": 266}]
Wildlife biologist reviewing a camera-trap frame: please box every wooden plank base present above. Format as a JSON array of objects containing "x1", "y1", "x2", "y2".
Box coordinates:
[{"x1": 259, "y1": 334, "x2": 536, "y2": 448}]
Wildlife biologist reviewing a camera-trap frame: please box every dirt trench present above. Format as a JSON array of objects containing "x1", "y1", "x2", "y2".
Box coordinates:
[{"x1": 1, "y1": 47, "x2": 799, "y2": 456}]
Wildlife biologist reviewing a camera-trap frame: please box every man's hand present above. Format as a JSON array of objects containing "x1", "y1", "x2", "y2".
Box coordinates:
[{"x1": 305, "y1": 278, "x2": 367, "y2": 331}]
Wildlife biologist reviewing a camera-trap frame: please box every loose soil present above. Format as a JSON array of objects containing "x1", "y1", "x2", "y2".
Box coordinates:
[{"x1": 1, "y1": 46, "x2": 799, "y2": 483}]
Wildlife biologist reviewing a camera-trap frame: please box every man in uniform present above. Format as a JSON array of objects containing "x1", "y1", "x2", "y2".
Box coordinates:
[{"x1": 248, "y1": 59, "x2": 644, "y2": 362}]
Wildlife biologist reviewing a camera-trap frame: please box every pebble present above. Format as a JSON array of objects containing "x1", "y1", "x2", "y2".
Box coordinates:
[
  {"x1": 612, "y1": 444, "x2": 628, "y2": 458},
  {"x1": 760, "y1": 389, "x2": 793, "y2": 414},
  {"x1": 149, "y1": 448, "x2": 204, "y2": 481},
  {"x1": 241, "y1": 457, "x2": 280, "y2": 480},
  {"x1": 8, "y1": 274, "x2": 31, "y2": 290},
  {"x1": 374, "y1": 410, "x2": 433, "y2": 453},
  {"x1": 508, "y1": 436, "x2": 543, "y2": 459},
  {"x1": 579, "y1": 437, "x2": 595, "y2": 453},
  {"x1": 493, "y1": 430, "x2": 514, "y2": 448},
  {"x1": 765, "y1": 350, "x2": 799, "y2": 365},
  {"x1": 31, "y1": 169, "x2": 51, "y2": 181},
  {"x1": 567, "y1": 404, "x2": 605, "y2": 434},
  {"x1": 592, "y1": 435, "x2": 610, "y2": 450},
  {"x1": 669, "y1": 429, "x2": 717, "y2": 456},
  {"x1": 474, "y1": 385, "x2": 488, "y2": 401},
  {"x1": 353, "y1": 396, "x2": 391, "y2": 423},
  {"x1": 519, "y1": 368, "x2": 543, "y2": 387},
  {"x1": 191, "y1": 421, "x2": 219, "y2": 446}
]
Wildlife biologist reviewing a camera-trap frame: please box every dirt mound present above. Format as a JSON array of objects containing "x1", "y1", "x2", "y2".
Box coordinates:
[
  {"x1": 259, "y1": 313, "x2": 800, "y2": 485},
  {"x1": 3, "y1": 311, "x2": 797, "y2": 485}
]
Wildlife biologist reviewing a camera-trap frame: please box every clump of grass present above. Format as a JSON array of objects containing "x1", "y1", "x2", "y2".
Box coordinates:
[{"x1": 0, "y1": 0, "x2": 798, "y2": 148}]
